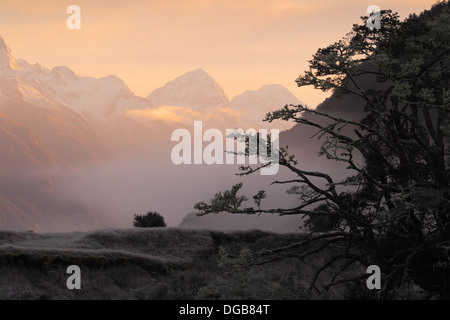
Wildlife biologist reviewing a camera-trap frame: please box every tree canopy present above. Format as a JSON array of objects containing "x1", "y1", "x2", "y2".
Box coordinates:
[{"x1": 195, "y1": 2, "x2": 450, "y2": 299}]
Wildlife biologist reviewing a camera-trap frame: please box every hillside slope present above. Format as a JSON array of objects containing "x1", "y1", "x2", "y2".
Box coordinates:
[{"x1": 0, "y1": 228, "x2": 357, "y2": 300}]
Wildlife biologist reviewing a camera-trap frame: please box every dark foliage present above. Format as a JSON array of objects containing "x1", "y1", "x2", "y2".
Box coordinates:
[
  {"x1": 195, "y1": 1, "x2": 450, "y2": 299},
  {"x1": 304, "y1": 204, "x2": 342, "y2": 232},
  {"x1": 133, "y1": 211, "x2": 167, "y2": 228}
]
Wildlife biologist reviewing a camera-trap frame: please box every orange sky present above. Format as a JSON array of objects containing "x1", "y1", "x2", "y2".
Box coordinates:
[{"x1": 0, "y1": 0, "x2": 439, "y2": 107}]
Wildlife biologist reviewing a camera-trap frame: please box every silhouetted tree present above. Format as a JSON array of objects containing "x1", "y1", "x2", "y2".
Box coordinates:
[
  {"x1": 195, "y1": 3, "x2": 450, "y2": 299},
  {"x1": 133, "y1": 211, "x2": 166, "y2": 228},
  {"x1": 304, "y1": 204, "x2": 342, "y2": 232}
]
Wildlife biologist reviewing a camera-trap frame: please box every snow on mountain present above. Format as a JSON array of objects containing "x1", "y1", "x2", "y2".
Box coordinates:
[
  {"x1": 16, "y1": 60, "x2": 152, "y2": 122},
  {"x1": 231, "y1": 84, "x2": 302, "y2": 131},
  {"x1": 144, "y1": 70, "x2": 302, "y2": 131},
  {"x1": 0, "y1": 37, "x2": 19, "y2": 74},
  {"x1": 0, "y1": 35, "x2": 150, "y2": 123},
  {"x1": 0, "y1": 36, "x2": 111, "y2": 163},
  {"x1": 0, "y1": 34, "x2": 302, "y2": 132},
  {"x1": 0, "y1": 38, "x2": 23, "y2": 101},
  {"x1": 147, "y1": 68, "x2": 230, "y2": 112},
  {"x1": 0, "y1": 34, "x2": 310, "y2": 232}
]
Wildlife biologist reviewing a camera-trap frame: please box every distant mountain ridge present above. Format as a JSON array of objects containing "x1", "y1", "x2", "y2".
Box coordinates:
[
  {"x1": 231, "y1": 84, "x2": 301, "y2": 131},
  {"x1": 15, "y1": 60, "x2": 152, "y2": 122},
  {"x1": 0, "y1": 34, "x2": 303, "y2": 232}
]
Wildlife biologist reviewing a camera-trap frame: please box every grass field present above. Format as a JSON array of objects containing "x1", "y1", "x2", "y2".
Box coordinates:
[{"x1": 0, "y1": 228, "x2": 360, "y2": 300}]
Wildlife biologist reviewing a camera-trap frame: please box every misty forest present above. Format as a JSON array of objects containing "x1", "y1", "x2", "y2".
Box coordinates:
[{"x1": 0, "y1": 2, "x2": 449, "y2": 300}]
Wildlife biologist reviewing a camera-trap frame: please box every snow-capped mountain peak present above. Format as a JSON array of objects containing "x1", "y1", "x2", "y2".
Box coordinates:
[
  {"x1": 0, "y1": 36, "x2": 151, "y2": 122},
  {"x1": 147, "y1": 68, "x2": 230, "y2": 112},
  {"x1": 230, "y1": 84, "x2": 302, "y2": 131},
  {"x1": 0, "y1": 34, "x2": 302, "y2": 132},
  {"x1": 0, "y1": 36, "x2": 19, "y2": 75},
  {"x1": 50, "y1": 65, "x2": 77, "y2": 80}
]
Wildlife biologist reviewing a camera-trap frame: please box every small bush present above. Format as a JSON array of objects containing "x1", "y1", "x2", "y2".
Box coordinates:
[{"x1": 133, "y1": 212, "x2": 167, "y2": 228}]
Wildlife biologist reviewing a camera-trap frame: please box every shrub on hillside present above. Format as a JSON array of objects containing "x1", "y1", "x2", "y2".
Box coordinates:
[{"x1": 133, "y1": 212, "x2": 166, "y2": 228}]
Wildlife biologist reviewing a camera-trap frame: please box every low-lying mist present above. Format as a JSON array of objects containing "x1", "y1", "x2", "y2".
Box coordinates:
[
  {"x1": 57, "y1": 153, "x2": 299, "y2": 230},
  {"x1": 51, "y1": 137, "x2": 355, "y2": 233}
]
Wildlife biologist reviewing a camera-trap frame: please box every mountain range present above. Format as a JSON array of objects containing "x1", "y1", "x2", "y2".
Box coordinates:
[{"x1": 0, "y1": 35, "x2": 304, "y2": 231}]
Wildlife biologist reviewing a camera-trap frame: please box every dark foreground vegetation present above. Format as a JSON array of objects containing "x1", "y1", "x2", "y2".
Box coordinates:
[
  {"x1": 196, "y1": 1, "x2": 450, "y2": 299},
  {"x1": 0, "y1": 228, "x2": 372, "y2": 300}
]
